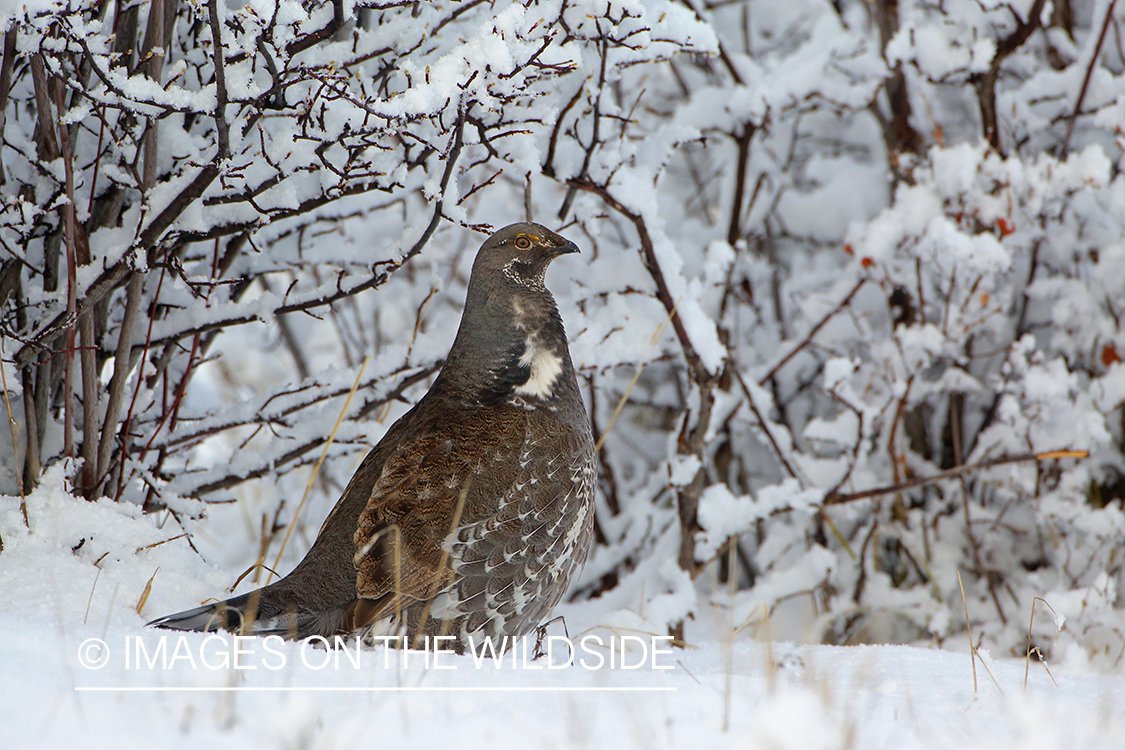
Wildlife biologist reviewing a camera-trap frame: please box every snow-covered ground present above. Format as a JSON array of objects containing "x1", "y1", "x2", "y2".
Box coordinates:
[{"x1": 3, "y1": 469, "x2": 1123, "y2": 749}]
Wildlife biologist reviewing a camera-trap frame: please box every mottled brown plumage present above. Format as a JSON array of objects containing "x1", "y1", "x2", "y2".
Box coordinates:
[{"x1": 150, "y1": 223, "x2": 596, "y2": 652}]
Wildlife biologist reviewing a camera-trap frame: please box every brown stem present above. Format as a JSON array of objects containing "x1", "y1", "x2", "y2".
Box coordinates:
[
  {"x1": 54, "y1": 76, "x2": 80, "y2": 459},
  {"x1": 0, "y1": 28, "x2": 16, "y2": 181},
  {"x1": 285, "y1": 0, "x2": 345, "y2": 57},
  {"x1": 969, "y1": 0, "x2": 1048, "y2": 154},
  {"x1": 29, "y1": 55, "x2": 59, "y2": 162},
  {"x1": 400, "y1": 110, "x2": 466, "y2": 263},
  {"x1": 822, "y1": 450, "x2": 1087, "y2": 505},
  {"x1": 79, "y1": 311, "x2": 99, "y2": 496},
  {"x1": 677, "y1": 388, "x2": 715, "y2": 575},
  {"x1": 95, "y1": 271, "x2": 143, "y2": 495},
  {"x1": 564, "y1": 177, "x2": 718, "y2": 575},
  {"x1": 19, "y1": 365, "x2": 41, "y2": 490},
  {"x1": 874, "y1": 0, "x2": 923, "y2": 155},
  {"x1": 558, "y1": 38, "x2": 608, "y2": 222},
  {"x1": 206, "y1": 0, "x2": 230, "y2": 158},
  {"x1": 115, "y1": 265, "x2": 168, "y2": 501},
  {"x1": 727, "y1": 124, "x2": 756, "y2": 247},
  {"x1": 542, "y1": 84, "x2": 584, "y2": 179},
  {"x1": 141, "y1": 0, "x2": 166, "y2": 188},
  {"x1": 567, "y1": 178, "x2": 714, "y2": 385},
  {"x1": 137, "y1": 163, "x2": 220, "y2": 249}
]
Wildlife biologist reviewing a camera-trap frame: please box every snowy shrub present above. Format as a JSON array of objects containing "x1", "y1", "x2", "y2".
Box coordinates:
[{"x1": 0, "y1": 0, "x2": 1122, "y2": 670}]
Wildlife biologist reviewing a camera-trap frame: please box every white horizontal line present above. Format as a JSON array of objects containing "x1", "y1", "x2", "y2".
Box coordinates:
[{"x1": 75, "y1": 686, "x2": 676, "y2": 693}]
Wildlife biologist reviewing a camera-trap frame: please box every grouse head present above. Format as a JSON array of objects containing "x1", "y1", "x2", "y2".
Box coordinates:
[
  {"x1": 469, "y1": 222, "x2": 579, "y2": 291},
  {"x1": 437, "y1": 223, "x2": 581, "y2": 409}
]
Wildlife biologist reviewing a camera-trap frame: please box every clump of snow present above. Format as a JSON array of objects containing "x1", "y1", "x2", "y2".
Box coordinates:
[{"x1": 696, "y1": 479, "x2": 823, "y2": 561}]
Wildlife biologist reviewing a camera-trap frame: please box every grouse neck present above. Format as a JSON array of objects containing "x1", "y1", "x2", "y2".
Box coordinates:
[{"x1": 437, "y1": 282, "x2": 573, "y2": 409}]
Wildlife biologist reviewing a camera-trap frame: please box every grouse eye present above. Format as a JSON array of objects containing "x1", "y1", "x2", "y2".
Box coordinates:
[{"x1": 514, "y1": 236, "x2": 532, "y2": 250}]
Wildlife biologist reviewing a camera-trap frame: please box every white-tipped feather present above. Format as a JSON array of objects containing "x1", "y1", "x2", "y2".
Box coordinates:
[{"x1": 515, "y1": 341, "x2": 563, "y2": 399}]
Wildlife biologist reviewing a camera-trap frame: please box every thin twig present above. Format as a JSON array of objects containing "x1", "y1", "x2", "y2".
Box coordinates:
[
  {"x1": 758, "y1": 279, "x2": 866, "y2": 386},
  {"x1": 822, "y1": 450, "x2": 1088, "y2": 505},
  {"x1": 413, "y1": 488, "x2": 468, "y2": 648},
  {"x1": 566, "y1": 178, "x2": 713, "y2": 385},
  {"x1": 1060, "y1": 0, "x2": 1118, "y2": 157},
  {"x1": 140, "y1": 0, "x2": 166, "y2": 188},
  {"x1": 952, "y1": 392, "x2": 1007, "y2": 625},
  {"x1": 731, "y1": 364, "x2": 800, "y2": 480}
]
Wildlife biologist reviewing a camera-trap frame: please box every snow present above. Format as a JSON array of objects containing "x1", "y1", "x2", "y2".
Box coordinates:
[
  {"x1": 668, "y1": 454, "x2": 702, "y2": 486},
  {"x1": 4, "y1": 1, "x2": 1125, "y2": 746},
  {"x1": 2, "y1": 462, "x2": 1122, "y2": 749},
  {"x1": 696, "y1": 479, "x2": 823, "y2": 561}
]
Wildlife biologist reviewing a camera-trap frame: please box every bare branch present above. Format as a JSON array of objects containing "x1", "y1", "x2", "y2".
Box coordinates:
[
  {"x1": 822, "y1": 451, "x2": 1089, "y2": 506},
  {"x1": 1060, "y1": 0, "x2": 1118, "y2": 157},
  {"x1": 970, "y1": 0, "x2": 1049, "y2": 153},
  {"x1": 206, "y1": 0, "x2": 231, "y2": 159}
]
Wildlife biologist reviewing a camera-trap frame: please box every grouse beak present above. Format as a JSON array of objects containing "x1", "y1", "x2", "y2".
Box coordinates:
[{"x1": 554, "y1": 239, "x2": 580, "y2": 256}]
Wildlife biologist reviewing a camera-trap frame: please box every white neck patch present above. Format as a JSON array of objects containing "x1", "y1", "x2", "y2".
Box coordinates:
[{"x1": 515, "y1": 339, "x2": 563, "y2": 399}]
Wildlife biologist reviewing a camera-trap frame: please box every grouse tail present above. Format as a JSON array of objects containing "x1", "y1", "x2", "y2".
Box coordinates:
[{"x1": 147, "y1": 588, "x2": 348, "y2": 640}]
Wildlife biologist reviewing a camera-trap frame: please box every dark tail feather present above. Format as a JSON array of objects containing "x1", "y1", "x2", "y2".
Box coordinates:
[
  {"x1": 147, "y1": 591, "x2": 260, "y2": 634},
  {"x1": 147, "y1": 590, "x2": 349, "y2": 640}
]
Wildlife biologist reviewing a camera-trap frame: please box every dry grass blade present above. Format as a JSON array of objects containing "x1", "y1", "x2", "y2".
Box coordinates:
[
  {"x1": 267, "y1": 355, "x2": 370, "y2": 584},
  {"x1": 84, "y1": 568, "x2": 102, "y2": 625},
  {"x1": 1024, "y1": 596, "x2": 1063, "y2": 689},
  {"x1": 761, "y1": 604, "x2": 777, "y2": 693},
  {"x1": 594, "y1": 362, "x2": 646, "y2": 453},
  {"x1": 228, "y1": 554, "x2": 280, "y2": 593},
  {"x1": 976, "y1": 650, "x2": 1005, "y2": 697},
  {"x1": 136, "y1": 567, "x2": 158, "y2": 615},
  {"x1": 392, "y1": 525, "x2": 403, "y2": 630},
  {"x1": 593, "y1": 297, "x2": 681, "y2": 454},
  {"x1": 819, "y1": 508, "x2": 855, "y2": 559},
  {"x1": 722, "y1": 535, "x2": 737, "y2": 732},
  {"x1": 357, "y1": 523, "x2": 405, "y2": 633},
  {"x1": 957, "y1": 570, "x2": 978, "y2": 694},
  {"x1": 414, "y1": 487, "x2": 468, "y2": 650},
  {"x1": 1034, "y1": 450, "x2": 1088, "y2": 460},
  {"x1": 135, "y1": 533, "x2": 188, "y2": 553},
  {"x1": 1026, "y1": 646, "x2": 1059, "y2": 688}
]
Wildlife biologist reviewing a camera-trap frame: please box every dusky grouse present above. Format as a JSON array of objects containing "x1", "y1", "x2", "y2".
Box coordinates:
[{"x1": 150, "y1": 223, "x2": 596, "y2": 653}]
